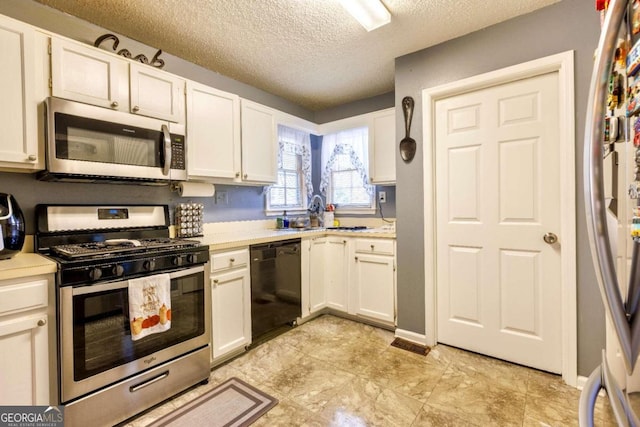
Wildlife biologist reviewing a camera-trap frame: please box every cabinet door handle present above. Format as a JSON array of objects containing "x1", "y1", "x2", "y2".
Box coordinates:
[
  {"x1": 132, "y1": 105, "x2": 140, "y2": 112},
  {"x1": 355, "y1": 256, "x2": 358, "y2": 261},
  {"x1": 213, "y1": 279, "x2": 219, "y2": 285},
  {"x1": 244, "y1": 173, "x2": 248, "y2": 179},
  {"x1": 229, "y1": 258, "x2": 235, "y2": 263},
  {"x1": 37, "y1": 318, "x2": 47, "y2": 327},
  {"x1": 110, "y1": 101, "x2": 119, "y2": 108},
  {"x1": 235, "y1": 172, "x2": 240, "y2": 178},
  {"x1": 343, "y1": 240, "x2": 346, "y2": 244},
  {"x1": 27, "y1": 154, "x2": 37, "y2": 161},
  {"x1": 370, "y1": 245, "x2": 375, "y2": 250}
]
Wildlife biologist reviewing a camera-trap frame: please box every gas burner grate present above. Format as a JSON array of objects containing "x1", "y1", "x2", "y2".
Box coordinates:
[{"x1": 51, "y1": 238, "x2": 201, "y2": 259}]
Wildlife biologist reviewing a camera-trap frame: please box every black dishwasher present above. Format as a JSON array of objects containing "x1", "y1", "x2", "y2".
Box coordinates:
[{"x1": 250, "y1": 238, "x2": 301, "y2": 340}]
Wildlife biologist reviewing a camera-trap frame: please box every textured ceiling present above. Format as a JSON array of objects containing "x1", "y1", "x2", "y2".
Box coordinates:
[{"x1": 34, "y1": 0, "x2": 559, "y2": 111}]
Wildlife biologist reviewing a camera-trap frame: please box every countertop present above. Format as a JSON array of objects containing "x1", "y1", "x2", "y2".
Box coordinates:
[
  {"x1": 199, "y1": 227, "x2": 396, "y2": 251},
  {"x1": 0, "y1": 225, "x2": 395, "y2": 276},
  {"x1": 0, "y1": 253, "x2": 58, "y2": 281}
]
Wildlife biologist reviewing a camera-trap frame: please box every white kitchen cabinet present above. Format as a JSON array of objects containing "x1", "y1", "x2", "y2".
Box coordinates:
[
  {"x1": 129, "y1": 62, "x2": 185, "y2": 123},
  {"x1": 186, "y1": 81, "x2": 241, "y2": 180},
  {"x1": 0, "y1": 16, "x2": 48, "y2": 171},
  {"x1": 0, "y1": 275, "x2": 54, "y2": 405},
  {"x1": 240, "y1": 99, "x2": 278, "y2": 184},
  {"x1": 351, "y1": 238, "x2": 396, "y2": 324},
  {"x1": 307, "y1": 237, "x2": 327, "y2": 314},
  {"x1": 369, "y1": 108, "x2": 396, "y2": 184},
  {"x1": 51, "y1": 37, "x2": 127, "y2": 111},
  {"x1": 210, "y1": 248, "x2": 251, "y2": 363},
  {"x1": 325, "y1": 237, "x2": 349, "y2": 312},
  {"x1": 51, "y1": 37, "x2": 185, "y2": 123}
]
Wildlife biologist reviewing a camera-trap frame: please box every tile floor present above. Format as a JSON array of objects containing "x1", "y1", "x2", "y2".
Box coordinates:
[{"x1": 127, "y1": 314, "x2": 618, "y2": 426}]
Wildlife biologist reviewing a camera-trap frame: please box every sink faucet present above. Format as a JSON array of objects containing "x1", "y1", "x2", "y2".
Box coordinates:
[
  {"x1": 308, "y1": 195, "x2": 325, "y2": 227},
  {"x1": 308, "y1": 194, "x2": 325, "y2": 214}
]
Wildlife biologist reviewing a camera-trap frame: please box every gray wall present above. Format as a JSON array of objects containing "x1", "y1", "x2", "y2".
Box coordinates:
[
  {"x1": 394, "y1": 0, "x2": 602, "y2": 375},
  {"x1": 315, "y1": 92, "x2": 396, "y2": 124}
]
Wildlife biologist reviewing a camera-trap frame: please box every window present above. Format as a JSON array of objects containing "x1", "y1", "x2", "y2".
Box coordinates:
[
  {"x1": 320, "y1": 127, "x2": 375, "y2": 213},
  {"x1": 266, "y1": 125, "x2": 312, "y2": 214}
]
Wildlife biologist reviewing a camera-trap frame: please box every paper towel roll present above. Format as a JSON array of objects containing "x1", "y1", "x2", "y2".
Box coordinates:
[{"x1": 177, "y1": 182, "x2": 215, "y2": 198}]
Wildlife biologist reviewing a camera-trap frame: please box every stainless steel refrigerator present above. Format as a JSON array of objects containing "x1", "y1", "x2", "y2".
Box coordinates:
[{"x1": 582, "y1": 0, "x2": 640, "y2": 425}]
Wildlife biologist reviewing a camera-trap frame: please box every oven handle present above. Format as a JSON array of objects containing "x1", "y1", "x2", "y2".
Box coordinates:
[
  {"x1": 72, "y1": 265, "x2": 204, "y2": 296},
  {"x1": 129, "y1": 371, "x2": 170, "y2": 393}
]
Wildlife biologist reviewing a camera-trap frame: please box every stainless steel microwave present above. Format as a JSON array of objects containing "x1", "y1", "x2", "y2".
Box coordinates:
[{"x1": 40, "y1": 97, "x2": 187, "y2": 184}]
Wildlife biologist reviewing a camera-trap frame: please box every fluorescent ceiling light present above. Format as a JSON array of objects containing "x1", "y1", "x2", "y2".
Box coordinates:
[{"x1": 339, "y1": 0, "x2": 391, "y2": 32}]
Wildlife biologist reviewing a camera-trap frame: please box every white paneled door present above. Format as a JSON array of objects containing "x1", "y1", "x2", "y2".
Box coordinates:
[{"x1": 434, "y1": 72, "x2": 562, "y2": 373}]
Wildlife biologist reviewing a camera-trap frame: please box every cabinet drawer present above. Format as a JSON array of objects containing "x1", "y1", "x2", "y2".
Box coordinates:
[
  {"x1": 0, "y1": 279, "x2": 48, "y2": 316},
  {"x1": 354, "y1": 239, "x2": 394, "y2": 256},
  {"x1": 211, "y1": 249, "x2": 249, "y2": 272}
]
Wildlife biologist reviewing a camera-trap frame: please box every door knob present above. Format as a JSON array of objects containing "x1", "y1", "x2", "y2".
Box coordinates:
[{"x1": 543, "y1": 232, "x2": 558, "y2": 244}]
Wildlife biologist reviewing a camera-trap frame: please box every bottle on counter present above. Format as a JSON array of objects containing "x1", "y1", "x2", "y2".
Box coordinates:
[{"x1": 283, "y1": 210, "x2": 289, "y2": 228}]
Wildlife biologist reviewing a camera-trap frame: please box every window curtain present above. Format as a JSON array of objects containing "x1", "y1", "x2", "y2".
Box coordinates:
[
  {"x1": 274, "y1": 125, "x2": 313, "y2": 199},
  {"x1": 319, "y1": 126, "x2": 374, "y2": 196}
]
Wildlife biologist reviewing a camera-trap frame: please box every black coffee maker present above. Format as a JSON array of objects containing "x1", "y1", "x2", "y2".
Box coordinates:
[{"x1": 0, "y1": 193, "x2": 25, "y2": 260}]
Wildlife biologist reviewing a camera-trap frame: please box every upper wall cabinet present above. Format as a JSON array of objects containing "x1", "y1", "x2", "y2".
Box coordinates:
[
  {"x1": 129, "y1": 63, "x2": 185, "y2": 123},
  {"x1": 51, "y1": 37, "x2": 185, "y2": 123},
  {"x1": 240, "y1": 99, "x2": 278, "y2": 184},
  {"x1": 0, "y1": 15, "x2": 48, "y2": 172},
  {"x1": 369, "y1": 108, "x2": 396, "y2": 184},
  {"x1": 186, "y1": 81, "x2": 241, "y2": 180},
  {"x1": 50, "y1": 37, "x2": 127, "y2": 111}
]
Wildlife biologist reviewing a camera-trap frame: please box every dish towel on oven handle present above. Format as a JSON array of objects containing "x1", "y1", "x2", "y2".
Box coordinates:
[{"x1": 128, "y1": 273, "x2": 171, "y2": 341}]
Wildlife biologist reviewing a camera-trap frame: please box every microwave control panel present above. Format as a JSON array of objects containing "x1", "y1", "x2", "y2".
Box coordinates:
[{"x1": 171, "y1": 137, "x2": 185, "y2": 170}]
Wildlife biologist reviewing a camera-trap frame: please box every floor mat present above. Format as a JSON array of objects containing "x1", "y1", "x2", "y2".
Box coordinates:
[{"x1": 148, "y1": 377, "x2": 278, "y2": 427}]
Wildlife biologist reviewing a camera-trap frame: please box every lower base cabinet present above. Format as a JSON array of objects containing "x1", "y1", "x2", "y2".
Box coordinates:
[
  {"x1": 307, "y1": 237, "x2": 327, "y2": 314},
  {"x1": 302, "y1": 236, "x2": 396, "y2": 326},
  {"x1": 350, "y1": 238, "x2": 396, "y2": 324},
  {"x1": 0, "y1": 275, "x2": 54, "y2": 405},
  {"x1": 325, "y1": 237, "x2": 348, "y2": 312},
  {"x1": 210, "y1": 248, "x2": 251, "y2": 363}
]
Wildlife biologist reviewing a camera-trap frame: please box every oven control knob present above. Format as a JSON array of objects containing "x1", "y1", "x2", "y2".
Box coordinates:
[
  {"x1": 172, "y1": 256, "x2": 182, "y2": 266},
  {"x1": 187, "y1": 254, "x2": 197, "y2": 264},
  {"x1": 144, "y1": 260, "x2": 156, "y2": 271},
  {"x1": 112, "y1": 264, "x2": 124, "y2": 277},
  {"x1": 89, "y1": 268, "x2": 102, "y2": 281}
]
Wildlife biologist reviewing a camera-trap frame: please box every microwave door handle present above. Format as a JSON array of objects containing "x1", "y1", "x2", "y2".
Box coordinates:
[{"x1": 161, "y1": 124, "x2": 171, "y2": 176}]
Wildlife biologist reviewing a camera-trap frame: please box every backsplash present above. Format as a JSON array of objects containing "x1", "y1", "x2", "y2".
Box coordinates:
[{"x1": 0, "y1": 172, "x2": 396, "y2": 234}]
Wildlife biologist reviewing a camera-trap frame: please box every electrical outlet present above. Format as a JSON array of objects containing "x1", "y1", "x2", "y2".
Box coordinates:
[
  {"x1": 378, "y1": 191, "x2": 386, "y2": 203},
  {"x1": 215, "y1": 191, "x2": 228, "y2": 205}
]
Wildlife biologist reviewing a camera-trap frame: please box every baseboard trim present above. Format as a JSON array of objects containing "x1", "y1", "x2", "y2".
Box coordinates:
[
  {"x1": 395, "y1": 329, "x2": 428, "y2": 346},
  {"x1": 576, "y1": 375, "x2": 588, "y2": 390}
]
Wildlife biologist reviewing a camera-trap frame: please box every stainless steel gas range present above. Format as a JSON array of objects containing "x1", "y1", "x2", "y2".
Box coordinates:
[{"x1": 36, "y1": 205, "x2": 211, "y2": 427}]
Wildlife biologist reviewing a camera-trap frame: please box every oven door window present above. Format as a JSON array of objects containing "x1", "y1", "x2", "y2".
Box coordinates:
[
  {"x1": 72, "y1": 272, "x2": 205, "y2": 381},
  {"x1": 55, "y1": 112, "x2": 163, "y2": 167}
]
